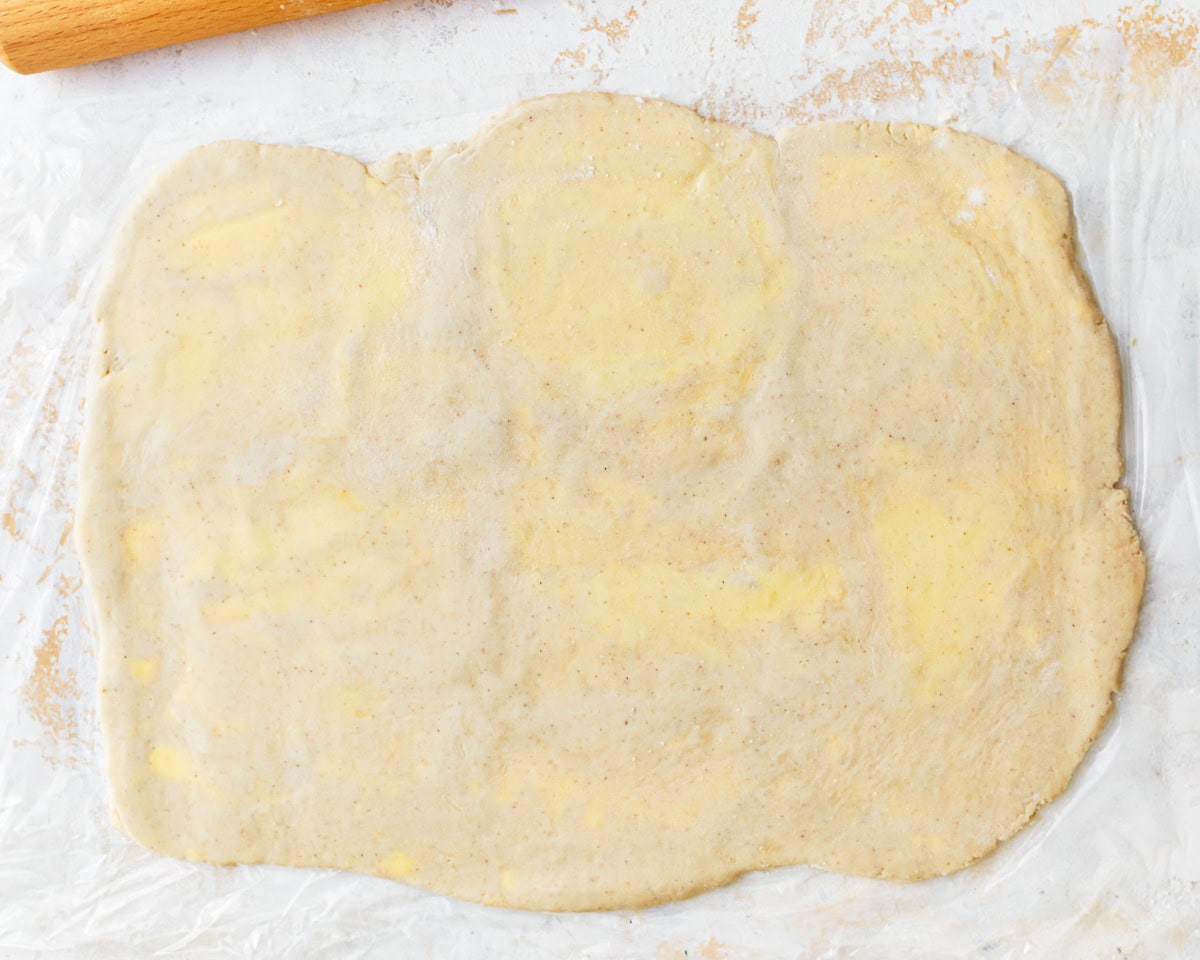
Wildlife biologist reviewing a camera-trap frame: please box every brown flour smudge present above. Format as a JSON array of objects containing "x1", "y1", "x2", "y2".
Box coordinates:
[
  {"x1": 806, "y1": 0, "x2": 963, "y2": 46},
  {"x1": 796, "y1": 0, "x2": 1196, "y2": 105},
  {"x1": 22, "y1": 614, "x2": 82, "y2": 752},
  {"x1": 1116, "y1": 3, "x2": 1198, "y2": 79},
  {"x1": 697, "y1": 86, "x2": 764, "y2": 128},
  {"x1": 1, "y1": 510, "x2": 26, "y2": 544},
  {"x1": 583, "y1": 5, "x2": 638, "y2": 45},
  {"x1": 788, "y1": 48, "x2": 987, "y2": 119},
  {"x1": 902, "y1": 0, "x2": 966, "y2": 26},
  {"x1": 1045, "y1": 23, "x2": 1083, "y2": 71},
  {"x1": 555, "y1": 44, "x2": 588, "y2": 68},
  {"x1": 1014, "y1": 5, "x2": 1198, "y2": 104},
  {"x1": 804, "y1": 0, "x2": 842, "y2": 46},
  {"x1": 1023, "y1": 23, "x2": 1089, "y2": 104},
  {"x1": 735, "y1": 0, "x2": 759, "y2": 48}
]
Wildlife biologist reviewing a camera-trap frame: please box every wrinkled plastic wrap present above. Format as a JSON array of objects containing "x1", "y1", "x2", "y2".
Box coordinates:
[{"x1": 2, "y1": 1, "x2": 1198, "y2": 956}]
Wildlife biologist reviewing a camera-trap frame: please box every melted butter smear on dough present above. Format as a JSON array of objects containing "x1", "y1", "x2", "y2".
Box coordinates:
[{"x1": 78, "y1": 95, "x2": 1144, "y2": 911}]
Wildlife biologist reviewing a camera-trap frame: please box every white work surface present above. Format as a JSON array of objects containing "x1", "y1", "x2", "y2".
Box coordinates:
[{"x1": 2, "y1": 1, "x2": 1198, "y2": 956}]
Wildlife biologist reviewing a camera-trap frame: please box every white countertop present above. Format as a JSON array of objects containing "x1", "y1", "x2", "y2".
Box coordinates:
[{"x1": 2, "y1": 1, "x2": 1198, "y2": 956}]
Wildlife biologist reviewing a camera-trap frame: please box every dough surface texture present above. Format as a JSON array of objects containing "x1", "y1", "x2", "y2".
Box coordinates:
[{"x1": 78, "y1": 93, "x2": 1144, "y2": 911}]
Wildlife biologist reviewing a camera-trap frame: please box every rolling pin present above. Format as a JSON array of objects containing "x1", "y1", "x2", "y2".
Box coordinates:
[{"x1": 0, "y1": 0, "x2": 390, "y2": 74}]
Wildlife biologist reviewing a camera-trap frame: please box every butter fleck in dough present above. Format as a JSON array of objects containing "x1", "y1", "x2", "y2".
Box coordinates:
[{"x1": 78, "y1": 94, "x2": 1145, "y2": 911}]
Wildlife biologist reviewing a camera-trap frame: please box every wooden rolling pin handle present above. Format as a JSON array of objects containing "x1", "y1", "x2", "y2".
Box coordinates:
[{"x1": 0, "y1": 0, "x2": 388, "y2": 74}]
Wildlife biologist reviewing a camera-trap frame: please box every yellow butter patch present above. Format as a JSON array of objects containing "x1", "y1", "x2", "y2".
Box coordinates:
[
  {"x1": 545, "y1": 775, "x2": 577, "y2": 820},
  {"x1": 320, "y1": 683, "x2": 385, "y2": 722},
  {"x1": 381, "y1": 852, "x2": 417, "y2": 879},
  {"x1": 484, "y1": 105, "x2": 792, "y2": 397},
  {"x1": 149, "y1": 744, "x2": 193, "y2": 780},
  {"x1": 873, "y1": 487, "x2": 1023, "y2": 698},
  {"x1": 121, "y1": 518, "x2": 160, "y2": 567},
  {"x1": 584, "y1": 797, "x2": 606, "y2": 829},
  {"x1": 577, "y1": 561, "x2": 846, "y2": 659}
]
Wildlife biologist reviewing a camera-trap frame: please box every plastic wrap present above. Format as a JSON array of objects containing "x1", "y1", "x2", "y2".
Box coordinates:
[{"x1": 1, "y1": 1, "x2": 1197, "y2": 955}]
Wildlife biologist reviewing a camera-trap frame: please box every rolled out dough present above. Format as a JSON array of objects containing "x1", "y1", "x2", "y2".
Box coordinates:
[{"x1": 78, "y1": 93, "x2": 1144, "y2": 911}]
